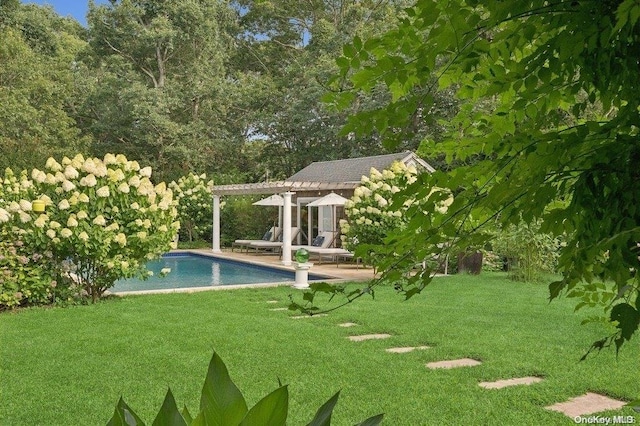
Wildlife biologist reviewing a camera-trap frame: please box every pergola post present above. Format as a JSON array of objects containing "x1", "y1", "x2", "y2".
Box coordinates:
[
  {"x1": 282, "y1": 191, "x2": 293, "y2": 266},
  {"x1": 212, "y1": 194, "x2": 221, "y2": 253}
]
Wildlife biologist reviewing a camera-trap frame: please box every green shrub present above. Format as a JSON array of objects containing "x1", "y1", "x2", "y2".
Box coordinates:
[
  {"x1": 220, "y1": 196, "x2": 278, "y2": 247},
  {"x1": 0, "y1": 154, "x2": 179, "y2": 303},
  {"x1": 491, "y1": 220, "x2": 561, "y2": 282},
  {"x1": 107, "y1": 351, "x2": 383, "y2": 426},
  {"x1": 170, "y1": 173, "x2": 214, "y2": 242},
  {"x1": 340, "y1": 161, "x2": 452, "y2": 266}
]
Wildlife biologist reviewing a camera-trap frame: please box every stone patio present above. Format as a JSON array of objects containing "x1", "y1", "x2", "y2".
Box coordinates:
[
  {"x1": 546, "y1": 393, "x2": 627, "y2": 417},
  {"x1": 426, "y1": 358, "x2": 482, "y2": 369},
  {"x1": 479, "y1": 377, "x2": 543, "y2": 389},
  {"x1": 386, "y1": 346, "x2": 431, "y2": 353},
  {"x1": 348, "y1": 334, "x2": 392, "y2": 342}
]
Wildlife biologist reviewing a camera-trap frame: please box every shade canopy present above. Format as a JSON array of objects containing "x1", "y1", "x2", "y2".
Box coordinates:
[
  {"x1": 252, "y1": 194, "x2": 284, "y2": 206},
  {"x1": 307, "y1": 192, "x2": 348, "y2": 207}
]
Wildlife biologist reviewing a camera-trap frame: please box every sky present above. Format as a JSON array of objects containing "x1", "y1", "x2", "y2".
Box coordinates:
[{"x1": 21, "y1": 0, "x2": 109, "y2": 26}]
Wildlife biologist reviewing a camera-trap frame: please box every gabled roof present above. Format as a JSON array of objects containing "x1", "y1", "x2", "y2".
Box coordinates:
[
  {"x1": 211, "y1": 151, "x2": 434, "y2": 195},
  {"x1": 286, "y1": 151, "x2": 434, "y2": 183}
]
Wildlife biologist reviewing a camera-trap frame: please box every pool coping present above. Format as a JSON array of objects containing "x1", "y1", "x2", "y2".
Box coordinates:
[{"x1": 109, "y1": 249, "x2": 363, "y2": 296}]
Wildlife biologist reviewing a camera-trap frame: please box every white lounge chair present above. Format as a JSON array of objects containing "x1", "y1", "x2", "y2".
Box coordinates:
[
  {"x1": 232, "y1": 226, "x2": 281, "y2": 252},
  {"x1": 248, "y1": 227, "x2": 300, "y2": 253}
]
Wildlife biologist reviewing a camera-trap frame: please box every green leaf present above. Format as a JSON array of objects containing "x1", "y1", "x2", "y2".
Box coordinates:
[
  {"x1": 307, "y1": 391, "x2": 340, "y2": 426},
  {"x1": 152, "y1": 388, "x2": 187, "y2": 426},
  {"x1": 610, "y1": 303, "x2": 640, "y2": 341},
  {"x1": 627, "y1": 398, "x2": 640, "y2": 412},
  {"x1": 181, "y1": 406, "x2": 193, "y2": 424},
  {"x1": 355, "y1": 413, "x2": 384, "y2": 426},
  {"x1": 107, "y1": 397, "x2": 146, "y2": 426},
  {"x1": 238, "y1": 385, "x2": 288, "y2": 426},
  {"x1": 197, "y1": 352, "x2": 248, "y2": 426}
]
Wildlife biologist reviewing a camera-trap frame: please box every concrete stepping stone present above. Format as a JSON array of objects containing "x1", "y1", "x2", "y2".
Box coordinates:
[
  {"x1": 338, "y1": 322, "x2": 358, "y2": 327},
  {"x1": 290, "y1": 314, "x2": 328, "y2": 319},
  {"x1": 269, "y1": 307, "x2": 288, "y2": 311},
  {"x1": 266, "y1": 300, "x2": 279, "y2": 304},
  {"x1": 386, "y1": 346, "x2": 431, "y2": 353},
  {"x1": 546, "y1": 393, "x2": 627, "y2": 418},
  {"x1": 348, "y1": 334, "x2": 392, "y2": 342},
  {"x1": 426, "y1": 358, "x2": 481, "y2": 369},
  {"x1": 479, "y1": 376, "x2": 542, "y2": 389}
]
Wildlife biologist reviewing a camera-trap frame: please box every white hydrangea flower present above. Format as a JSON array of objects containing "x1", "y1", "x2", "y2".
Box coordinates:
[
  {"x1": 18, "y1": 211, "x2": 31, "y2": 223},
  {"x1": 45, "y1": 157, "x2": 62, "y2": 172},
  {"x1": 49, "y1": 221, "x2": 61, "y2": 229},
  {"x1": 61, "y1": 156, "x2": 72, "y2": 166},
  {"x1": 78, "y1": 231, "x2": 89, "y2": 242},
  {"x1": 68, "y1": 194, "x2": 79, "y2": 205},
  {"x1": 0, "y1": 208, "x2": 11, "y2": 223},
  {"x1": 158, "y1": 225, "x2": 168, "y2": 232},
  {"x1": 55, "y1": 171, "x2": 66, "y2": 183},
  {"x1": 143, "y1": 219, "x2": 151, "y2": 229},
  {"x1": 80, "y1": 174, "x2": 97, "y2": 187},
  {"x1": 32, "y1": 169, "x2": 46, "y2": 183},
  {"x1": 114, "y1": 233, "x2": 127, "y2": 246},
  {"x1": 58, "y1": 199, "x2": 70, "y2": 210},
  {"x1": 34, "y1": 214, "x2": 49, "y2": 228},
  {"x1": 77, "y1": 210, "x2": 88, "y2": 220},
  {"x1": 67, "y1": 216, "x2": 78, "y2": 227},
  {"x1": 136, "y1": 231, "x2": 147, "y2": 240},
  {"x1": 96, "y1": 186, "x2": 110, "y2": 197},
  {"x1": 105, "y1": 223, "x2": 119, "y2": 232},
  {"x1": 103, "y1": 153, "x2": 117, "y2": 165},
  {"x1": 62, "y1": 180, "x2": 76, "y2": 192},
  {"x1": 93, "y1": 215, "x2": 106, "y2": 226},
  {"x1": 78, "y1": 193, "x2": 89, "y2": 203},
  {"x1": 128, "y1": 175, "x2": 141, "y2": 187},
  {"x1": 45, "y1": 173, "x2": 56, "y2": 185},
  {"x1": 60, "y1": 228, "x2": 72, "y2": 238},
  {"x1": 115, "y1": 154, "x2": 127, "y2": 164},
  {"x1": 46, "y1": 229, "x2": 56, "y2": 239},
  {"x1": 40, "y1": 194, "x2": 52, "y2": 205},
  {"x1": 64, "y1": 165, "x2": 79, "y2": 180},
  {"x1": 121, "y1": 260, "x2": 129, "y2": 269},
  {"x1": 94, "y1": 162, "x2": 108, "y2": 177},
  {"x1": 130, "y1": 202, "x2": 140, "y2": 210},
  {"x1": 139, "y1": 166, "x2": 152, "y2": 178},
  {"x1": 19, "y1": 199, "x2": 32, "y2": 211},
  {"x1": 117, "y1": 182, "x2": 130, "y2": 193}
]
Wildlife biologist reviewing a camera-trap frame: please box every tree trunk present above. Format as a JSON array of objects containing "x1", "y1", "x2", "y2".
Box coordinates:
[{"x1": 457, "y1": 251, "x2": 483, "y2": 275}]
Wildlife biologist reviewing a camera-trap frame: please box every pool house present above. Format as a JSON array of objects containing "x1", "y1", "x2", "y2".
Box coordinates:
[{"x1": 210, "y1": 151, "x2": 435, "y2": 265}]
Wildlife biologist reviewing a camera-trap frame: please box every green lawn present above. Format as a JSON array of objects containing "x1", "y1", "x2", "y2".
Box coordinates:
[{"x1": 1, "y1": 273, "x2": 638, "y2": 425}]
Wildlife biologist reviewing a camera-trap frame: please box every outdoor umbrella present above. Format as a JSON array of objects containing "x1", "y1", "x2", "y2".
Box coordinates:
[
  {"x1": 307, "y1": 192, "x2": 348, "y2": 245},
  {"x1": 252, "y1": 194, "x2": 285, "y2": 228}
]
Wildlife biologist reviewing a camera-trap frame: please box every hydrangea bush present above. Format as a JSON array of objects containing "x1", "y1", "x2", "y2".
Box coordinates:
[
  {"x1": 340, "y1": 161, "x2": 452, "y2": 265},
  {"x1": 0, "y1": 154, "x2": 179, "y2": 303},
  {"x1": 169, "y1": 173, "x2": 214, "y2": 242}
]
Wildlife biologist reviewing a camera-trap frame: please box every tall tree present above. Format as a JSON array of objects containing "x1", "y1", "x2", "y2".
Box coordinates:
[
  {"x1": 328, "y1": 0, "x2": 640, "y2": 352},
  {"x1": 0, "y1": 3, "x2": 88, "y2": 172},
  {"x1": 81, "y1": 0, "x2": 243, "y2": 182},
  {"x1": 234, "y1": 0, "x2": 454, "y2": 178}
]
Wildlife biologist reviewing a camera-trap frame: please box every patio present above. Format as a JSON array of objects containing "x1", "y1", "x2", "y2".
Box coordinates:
[{"x1": 190, "y1": 248, "x2": 376, "y2": 283}]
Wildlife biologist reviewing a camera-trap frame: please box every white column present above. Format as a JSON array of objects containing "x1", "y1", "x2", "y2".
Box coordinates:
[
  {"x1": 307, "y1": 205, "x2": 313, "y2": 245},
  {"x1": 282, "y1": 191, "x2": 293, "y2": 265},
  {"x1": 296, "y1": 199, "x2": 302, "y2": 244},
  {"x1": 212, "y1": 194, "x2": 221, "y2": 253}
]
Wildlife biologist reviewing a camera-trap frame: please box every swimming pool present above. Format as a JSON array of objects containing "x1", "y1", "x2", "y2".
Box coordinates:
[{"x1": 111, "y1": 252, "x2": 329, "y2": 293}]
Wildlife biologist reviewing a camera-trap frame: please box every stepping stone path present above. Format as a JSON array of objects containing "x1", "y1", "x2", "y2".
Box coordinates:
[
  {"x1": 426, "y1": 358, "x2": 482, "y2": 369},
  {"x1": 338, "y1": 322, "x2": 358, "y2": 327},
  {"x1": 348, "y1": 334, "x2": 392, "y2": 342},
  {"x1": 479, "y1": 376, "x2": 542, "y2": 389},
  {"x1": 269, "y1": 307, "x2": 288, "y2": 311},
  {"x1": 266, "y1": 300, "x2": 279, "y2": 304},
  {"x1": 386, "y1": 346, "x2": 431, "y2": 353},
  {"x1": 546, "y1": 393, "x2": 627, "y2": 418},
  {"x1": 290, "y1": 314, "x2": 328, "y2": 319}
]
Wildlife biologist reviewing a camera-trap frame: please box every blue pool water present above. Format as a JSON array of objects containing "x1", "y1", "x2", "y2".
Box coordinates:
[{"x1": 111, "y1": 253, "x2": 327, "y2": 292}]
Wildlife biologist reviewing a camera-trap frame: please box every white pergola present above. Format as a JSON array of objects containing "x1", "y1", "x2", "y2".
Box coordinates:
[{"x1": 211, "y1": 181, "x2": 358, "y2": 265}]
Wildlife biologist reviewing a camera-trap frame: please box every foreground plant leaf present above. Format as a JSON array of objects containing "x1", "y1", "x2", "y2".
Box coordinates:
[
  {"x1": 307, "y1": 391, "x2": 340, "y2": 426},
  {"x1": 355, "y1": 413, "x2": 384, "y2": 426},
  {"x1": 195, "y1": 352, "x2": 248, "y2": 426},
  {"x1": 107, "y1": 397, "x2": 146, "y2": 426},
  {"x1": 152, "y1": 388, "x2": 186, "y2": 426},
  {"x1": 238, "y1": 385, "x2": 288, "y2": 426}
]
